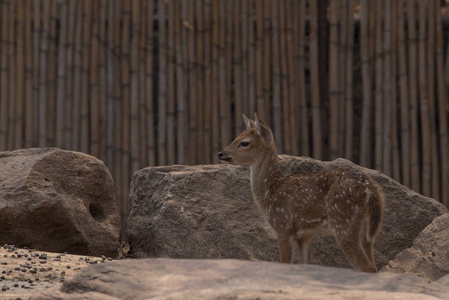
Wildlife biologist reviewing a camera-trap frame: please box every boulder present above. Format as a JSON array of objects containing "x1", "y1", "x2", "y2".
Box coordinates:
[
  {"x1": 30, "y1": 258, "x2": 449, "y2": 299},
  {"x1": 125, "y1": 155, "x2": 448, "y2": 270},
  {"x1": 0, "y1": 148, "x2": 121, "y2": 258},
  {"x1": 383, "y1": 213, "x2": 449, "y2": 280}
]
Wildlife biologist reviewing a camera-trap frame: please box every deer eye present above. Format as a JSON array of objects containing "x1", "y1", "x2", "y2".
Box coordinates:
[{"x1": 239, "y1": 141, "x2": 250, "y2": 147}]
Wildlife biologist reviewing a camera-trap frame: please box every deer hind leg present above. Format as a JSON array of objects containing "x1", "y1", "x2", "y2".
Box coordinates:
[
  {"x1": 360, "y1": 216, "x2": 376, "y2": 267},
  {"x1": 327, "y1": 199, "x2": 377, "y2": 273},
  {"x1": 295, "y1": 236, "x2": 312, "y2": 264},
  {"x1": 277, "y1": 232, "x2": 293, "y2": 263}
]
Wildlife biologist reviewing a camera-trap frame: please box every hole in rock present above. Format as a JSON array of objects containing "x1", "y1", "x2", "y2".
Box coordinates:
[{"x1": 89, "y1": 202, "x2": 106, "y2": 222}]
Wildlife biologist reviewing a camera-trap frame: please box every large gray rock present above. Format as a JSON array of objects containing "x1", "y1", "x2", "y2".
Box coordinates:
[
  {"x1": 30, "y1": 258, "x2": 449, "y2": 299},
  {"x1": 125, "y1": 156, "x2": 447, "y2": 270},
  {"x1": 0, "y1": 148, "x2": 122, "y2": 258},
  {"x1": 383, "y1": 213, "x2": 449, "y2": 280}
]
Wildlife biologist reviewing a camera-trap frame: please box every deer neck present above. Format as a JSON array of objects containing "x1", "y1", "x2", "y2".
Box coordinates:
[{"x1": 249, "y1": 148, "x2": 280, "y2": 211}]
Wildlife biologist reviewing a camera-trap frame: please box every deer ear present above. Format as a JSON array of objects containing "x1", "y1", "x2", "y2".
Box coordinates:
[
  {"x1": 243, "y1": 114, "x2": 255, "y2": 129},
  {"x1": 254, "y1": 113, "x2": 273, "y2": 144}
]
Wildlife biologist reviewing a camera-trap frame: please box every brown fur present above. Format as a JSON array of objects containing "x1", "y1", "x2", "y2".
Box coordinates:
[{"x1": 218, "y1": 113, "x2": 385, "y2": 273}]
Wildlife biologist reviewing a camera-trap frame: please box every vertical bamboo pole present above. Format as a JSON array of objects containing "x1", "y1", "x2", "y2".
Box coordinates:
[
  {"x1": 80, "y1": 0, "x2": 91, "y2": 153},
  {"x1": 426, "y1": 0, "x2": 439, "y2": 200},
  {"x1": 285, "y1": 0, "x2": 297, "y2": 156},
  {"x1": 418, "y1": 0, "x2": 431, "y2": 197},
  {"x1": 279, "y1": 0, "x2": 291, "y2": 154},
  {"x1": 24, "y1": 0, "x2": 33, "y2": 148},
  {"x1": 106, "y1": 0, "x2": 116, "y2": 171},
  {"x1": 38, "y1": 0, "x2": 49, "y2": 147},
  {"x1": 255, "y1": 0, "x2": 265, "y2": 120},
  {"x1": 263, "y1": 0, "x2": 271, "y2": 126},
  {"x1": 121, "y1": 0, "x2": 131, "y2": 223},
  {"x1": 344, "y1": 0, "x2": 354, "y2": 160},
  {"x1": 293, "y1": 0, "x2": 309, "y2": 156},
  {"x1": 56, "y1": 0, "x2": 68, "y2": 149},
  {"x1": 233, "y1": 0, "x2": 244, "y2": 133},
  {"x1": 211, "y1": 0, "x2": 219, "y2": 163},
  {"x1": 203, "y1": 0, "x2": 212, "y2": 163},
  {"x1": 32, "y1": 0, "x2": 41, "y2": 146},
  {"x1": 241, "y1": 1, "x2": 249, "y2": 116},
  {"x1": 47, "y1": 0, "x2": 57, "y2": 146},
  {"x1": 329, "y1": 0, "x2": 339, "y2": 160},
  {"x1": 72, "y1": 0, "x2": 83, "y2": 151},
  {"x1": 247, "y1": 1, "x2": 256, "y2": 114},
  {"x1": 435, "y1": 0, "x2": 449, "y2": 206},
  {"x1": 158, "y1": 0, "x2": 168, "y2": 165},
  {"x1": 130, "y1": 0, "x2": 141, "y2": 171},
  {"x1": 187, "y1": 0, "x2": 197, "y2": 165},
  {"x1": 166, "y1": 0, "x2": 176, "y2": 165},
  {"x1": 0, "y1": 0, "x2": 10, "y2": 150},
  {"x1": 98, "y1": 0, "x2": 107, "y2": 162},
  {"x1": 360, "y1": 0, "x2": 372, "y2": 167},
  {"x1": 397, "y1": 0, "x2": 410, "y2": 187},
  {"x1": 8, "y1": 1, "x2": 16, "y2": 149},
  {"x1": 195, "y1": 0, "x2": 205, "y2": 163},
  {"x1": 145, "y1": 0, "x2": 155, "y2": 166},
  {"x1": 271, "y1": 0, "x2": 282, "y2": 153},
  {"x1": 65, "y1": 0, "x2": 76, "y2": 150},
  {"x1": 224, "y1": 1, "x2": 233, "y2": 142},
  {"x1": 383, "y1": 0, "x2": 392, "y2": 176},
  {"x1": 338, "y1": 0, "x2": 348, "y2": 156},
  {"x1": 310, "y1": 0, "x2": 323, "y2": 160},
  {"x1": 15, "y1": 0, "x2": 25, "y2": 149},
  {"x1": 138, "y1": 0, "x2": 147, "y2": 168},
  {"x1": 374, "y1": 0, "x2": 384, "y2": 171},
  {"x1": 90, "y1": 0, "x2": 100, "y2": 158},
  {"x1": 407, "y1": 0, "x2": 421, "y2": 193}
]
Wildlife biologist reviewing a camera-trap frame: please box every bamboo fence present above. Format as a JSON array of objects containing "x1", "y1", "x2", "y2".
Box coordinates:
[{"x1": 0, "y1": 0, "x2": 449, "y2": 224}]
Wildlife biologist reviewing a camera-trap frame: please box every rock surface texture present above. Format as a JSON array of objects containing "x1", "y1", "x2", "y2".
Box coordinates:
[
  {"x1": 0, "y1": 148, "x2": 121, "y2": 258},
  {"x1": 125, "y1": 156, "x2": 448, "y2": 270},
  {"x1": 383, "y1": 213, "x2": 449, "y2": 280},
  {"x1": 30, "y1": 258, "x2": 449, "y2": 300}
]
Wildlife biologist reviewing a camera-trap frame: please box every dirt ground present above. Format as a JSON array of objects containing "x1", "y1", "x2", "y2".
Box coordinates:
[{"x1": 0, "y1": 245, "x2": 114, "y2": 300}]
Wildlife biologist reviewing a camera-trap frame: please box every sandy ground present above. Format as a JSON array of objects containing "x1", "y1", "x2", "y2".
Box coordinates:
[{"x1": 0, "y1": 245, "x2": 114, "y2": 300}]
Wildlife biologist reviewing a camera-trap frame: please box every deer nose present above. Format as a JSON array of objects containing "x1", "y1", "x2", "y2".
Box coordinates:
[{"x1": 218, "y1": 152, "x2": 224, "y2": 159}]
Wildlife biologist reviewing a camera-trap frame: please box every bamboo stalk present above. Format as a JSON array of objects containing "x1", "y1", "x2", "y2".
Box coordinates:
[
  {"x1": 72, "y1": 0, "x2": 83, "y2": 151},
  {"x1": 158, "y1": 0, "x2": 168, "y2": 165},
  {"x1": 121, "y1": 0, "x2": 131, "y2": 223},
  {"x1": 211, "y1": 0, "x2": 219, "y2": 163},
  {"x1": 224, "y1": 0, "x2": 233, "y2": 144},
  {"x1": 360, "y1": 0, "x2": 372, "y2": 167},
  {"x1": 390, "y1": 0, "x2": 401, "y2": 182},
  {"x1": 418, "y1": 0, "x2": 431, "y2": 197},
  {"x1": 138, "y1": 0, "x2": 147, "y2": 168},
  {"x1": 233, "y1": 0, "x2": 244, "y2": 134},
  {"x1": 145, "y1": 0, "x2": 155, "y2": 166},
  {"x1": 240, "y1": 0, "x2": 249, "y2": 116},
  {"x1": 89, "y1": 0, "x2": 100, "y2": 158},
  {"x1": 106, "y1": 0, "x2": 116, "y2": 171},
  {"x1": 329, "y1": 0, "x2": 339, "y2": 160},
  {"x1": 47, "y1": 0, "x2": 57, "y2": 146},
  {"x1": 202, "y1": 0, "x2": 212, "y2": 163},
  {"x1": 263, "y1": 0, "x2": 271, "y2": 126},
  {"x1": 247, "y1": 1, "x2": 256, "y2": 115},
  {"x1": 338, "y1": 0, "x2": 347, "y2": 156},
  {"x1": 32, "y1": 0, "x2": 41, "y2": 146},
  {"x1": 186, "y1": 0, "x2": 197, "y2": 164},
  {"x1": 15, "y1": 0, "x2": 25, "y2": 149},
  {"x1": 310, "y1": 0, "x2": 323, "y2": 160},
  {"x1": 397, "y1": 0, "x2": 410, "y2": 186},
  {"x1": 38, "y1": 0, "x2": 49, "y2": 147},
  {"x1": 55, "y1": 0, "x2": 68, "y2": 149},
  {"x1": 24, "y1": 0, "x2": 33, "y2": 148},
  {"x1": 167, "y1": 0, "x2": 176, "y2": 165},
  {"x1": 271, "y1": 0, "x2": 282, "y2": 153},
  {"x1": 435, "y1": 0, "x2": 449, "y2": 206},
  {"x1": 255, "y1": 0, "x2": 265, "y2": 120},
  {"x1": 374, "y1": 0, "x2": 384, "y2": 171},
  {"x1": 130, "y1": 0, "x2": 141, "y2": 171},
  {"x1": 98, "y1": 0, "x2": 107, "y2": 162},
  {"x1": 426, "y1": 0, "x2": 439, "y2": 200},
  {"x1": 279, "y1": 0, "x2": 291, "y2": 154},
  {"x1": 1, "y1": 1, "x2": 10, "y2": 149},
  {"x1": 285, "y1": 0, "x2": 297, "y2": 156},
  {"x1": 383, "y1": 0, "x2": 392, "y2": 176},
  {"x1": 65, "y1": 0, "x2": 76, "y2": 150},
  {"x1": 294, "y1": 0, "x2": 309, "y2": 156},
  {"x1": 195, "y1": 0, "x2": 204, "y2": 163},
  {"x1": 344, "y1": 0, "x2": 355, "y2": 160},
  {"x1": 407, "y1": 0, "x2": 421, "y2": 193},
  {"x1": 8, "y1": 1, "x2": 16, "y2": 149},
  {"x1": 80, "y1": 0, "x2": 91, "y2": 153}
]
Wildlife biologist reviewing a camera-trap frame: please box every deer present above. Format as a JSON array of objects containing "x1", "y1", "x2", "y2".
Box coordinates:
[{"x1": 218, "y1": 113, "x2": 384, "y2": 273}]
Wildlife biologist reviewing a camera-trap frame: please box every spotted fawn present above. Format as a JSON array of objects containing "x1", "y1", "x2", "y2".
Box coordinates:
[{"x1": 218, "y1": 113, "x2": 384, "y2": 272}]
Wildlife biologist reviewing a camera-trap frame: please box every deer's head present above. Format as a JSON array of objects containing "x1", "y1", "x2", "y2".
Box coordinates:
[{"x1": 218, "y1": 113, "x2": 275, "y2": 166}]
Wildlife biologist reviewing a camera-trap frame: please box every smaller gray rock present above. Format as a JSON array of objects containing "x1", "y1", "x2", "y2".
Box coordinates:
[{"x1": 383, "y1": 213, "x2": 449, "y2": 280}]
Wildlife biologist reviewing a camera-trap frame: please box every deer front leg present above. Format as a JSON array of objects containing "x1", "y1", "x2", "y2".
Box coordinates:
[
  {"x1": 277, "y1": 233, "x2": 293, "y2": 263},
  {"x1": 296, "y1": 236, "x2": 312, "y2": 264}
]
